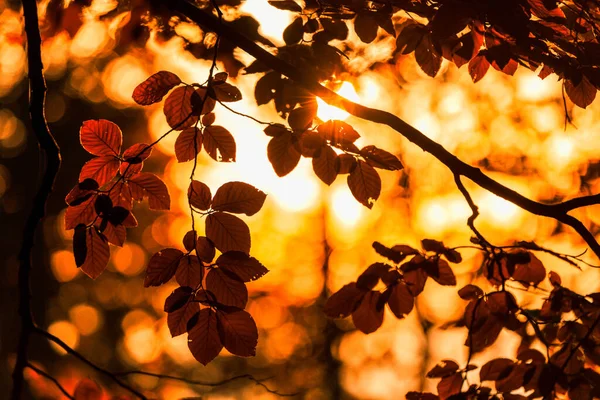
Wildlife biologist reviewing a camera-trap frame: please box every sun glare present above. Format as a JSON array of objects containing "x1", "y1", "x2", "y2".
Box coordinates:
[{"x1": 317, "y1": 82, "x2": 361, "y2": 121}]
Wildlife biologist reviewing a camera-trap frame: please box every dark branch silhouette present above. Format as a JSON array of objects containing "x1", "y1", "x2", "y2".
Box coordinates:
[{"x1": 25, "y1": 363, "x2": 75, "y2": 400}]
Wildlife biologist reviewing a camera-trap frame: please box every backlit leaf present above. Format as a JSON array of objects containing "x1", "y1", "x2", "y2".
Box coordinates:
[
  {"x1": 388, "y1": 282, "x2": 414, "y2": 318},
  {"x1": 216, "y1": 251, "x2": 268, "y2": 282},
  {"x1": 347, "y1": 160, "x2": 381, "y2": 209},
  {"x1": 427, "y1": 360, "x2": 459, "y2": 378},
  {"x1": 192, "y1": 87, "x2": 217, "y2": 115},
  {"x1": 79, "y1": 156, "x2": 120, "y2": 187},
  {"x1": 354, "y1": 12, "x2": 378, "y2": 43},
  {"x1": 267, "y1": 131, "x2": 301, "y2": 177},
  {"x1": 164, "y1": 286, "x2": 194, "y2": 313},
  {"x1": 211, "y1": 82, "x2": 242, "y2": 102},
  {"x1": 415, "y1": 34, "x2": 442, "y2": 77},
  {"x1": 73, "y1": 379, "x2": 102, "y2": 400},
  {"x1": 188, "y1": 308, "x2": 222, "y2": 365},
  {"x1": 163, "y1": 86, "x2": 198, "y2": 129},
  {"x1": 469, "y1": 54, "x2": 490, "y2": 83},
  {"x1": 206, "y1": 212, "x2": 251, "y2": 254},
  {"x1": 351, "y1": 290, "x2": 384, "y2": 334},
  {"x1": 144, "y1": 248, "x2": 184, "y2": 287},
  {"x1": 80, "y1": 119, "x2": 122, "y2": 157},
  {"x1": 317, "y1": 120, "x2": 360, "y2": 147},
  {"x1": 203, "y1": 125, "x2": 236, "y2": 162},
  {"x1": 512, "y1": 252, "x2": 546, "y2": 287},
  {"x1": 360, "y1": 145, "x2": 403, "y2": 171},
  {"x1": 324, "y1": 282, "x2": 366, "y2": 318},
  {"x1": 176, "y1": 255, "x2": 203, "y2": 288},
  {"x1": 212, "y1": 181, "x2": 267, "y2": 216},
  {"x1": 188, "y1": 180, "x2": 212, "y2": 211},
  {"x1": 132, "y1": 71, "x2": 181, "y2": 105},
  {"x1": 312, "y1": 145, "x2": 338, "y2": 185},
  {"x1": 283, "y1": 17, "x2": 304, "y2": 45},
  {"x1": 566, "y1": 76, "x2": 597, "y2": 108},
  {"x1": 196, "y1": 236, "x2": 216, "y2": 262},
  {"x1": 268, "y1": 0, "x2": 302, "y2": 12},
  {"x1": 128, "y1": 172, "x2": 170, "y2": 210},
  {"x1": 216, "y1": 309, "x2": 258, "y2": 357},
  {"x1": 168, "y1": 298, "x2": 199, "y2": 337},
  {"x1": 80, "y1": 227, "x2": 110, "y2": 280},
  {"x1": 175, "y1": 127, "x2": 203, "y2": 163},
  {"x1": 437, "y1": 373, "x2": 463, "y2": 400},
  {"x1": 206, "y1": 268, "x2": 248, "y2": 308},
  {"x1": 65, "y1": 195, "x2": 97, "y2": 230}
]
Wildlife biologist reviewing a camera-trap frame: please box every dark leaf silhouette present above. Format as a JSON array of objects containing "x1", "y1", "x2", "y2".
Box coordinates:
[
  {"x1": 65, "y1": 179, "x2": 98, "y2": 206},
  {"x1": 255, "y1": 72, "x2": 282, "y2": 106},
  {"x1": 192, "y1": 87, "x2": 217, "y2": 115},
  {"x1": 415, "y1": 34, "x2": 442, "y2": 77},
  {"x1": 352, "y1": 290, "x2": 384, "y2": 334},
  {"x1": 288, "y1": 105, "x2": 317, "y2": 131},
  {"x1": 80, "y1": 119, "x2": 122, "y2": 157},
  {"x1": 347, "y1": 160, "x2": 381, "y2": 209},
  {"x1": 188, "y1": 180, "x2": 212, "y2": 211},
  {"x1": 202, "y1": 112, "x2": 216, "y2": 126},
  {"x1": 372, "y1": 241, "x2": 418, "y2": 263},
  {"x1": 188, "y1": 308, "x2": 223, "y2": 365},
  {"x1": 163, "y1": 86, "x2": 198, "y2": 129},
  {"x1": 267, "y1": 131, "x2": 301, "y2": 177},
  {"x1": 268, "y1": 0, "x2": 301, "y2": 12},
  {"x1": 164, "y1": 286, "x2": 194, "y2": 313},
  {"x1": 387, "y1": 282, "x2": 414, "y2": 318},
  {"x1": 458, "y1": 284, "x2": 484, "y2": 300},
  {"x1": 356, "y1": 262, "x2": 390, "y2": 290},
  {"x1": 98, "y1": 221, "x2": 126, "y2": 247},
  {"x1": 406, "y1": 392, "x2": 439, "y2": 400},
  {"x1": 79, "y1": 156, "x2": 120, "y2": 187},
  {"x1": 312, "y1": 145, "x2": 338, "y2": 185},
  {"x1": 196, "y1": 236, "x2": 216, "y2": 262},
  {"x1": 396, "y1": 23, "x2": 426, "y2": 54},
  {"x1": 206, "y1": 212, "x2": 251, "y2": 254},
  {"x1": 480, "y1": 358, "x2": 514, "y2": 381},
  {"x1": 216, "y1": 309, "x2": 258, "y2": 357},
  {"x1": 324, "y1": 282, "x2": 366, "y2": 318},
  {"x1": 549, "y1": 271, "x2": 561, "y2": 286},
  {"x1": 437, "y1": 372, "x2": 463, "y2": 400},
  {"x1": 211, "y1": 181, "x2": 267, "y2": 216},
  {"x1": 121, "y1": 143, "x2": 152, "y2": 174},
  {"x1": 425, "y1": 259, "x2": 457, "y2": 286},
  {"x1": 73, "y1": 225, "x2": 87, "y2": 267},
  {"x1": 167, "y1": 296, "x2": 199, "y2": 337},
  {"x1": 144, "y1": 248, "x2": 184, "y2": 287},
  {"x1": 403, "y1": 264, "x2": 428, "y2": 296},
  {"x1": 132, "y1": 71, "x2": 181, "y2": 105},
  {"x1": 211, "y1": 82, "x2": 242, "y2": 102},
  {"x1": 206, "y1": 268, "x2": 248, "y2": 308},
  {"x1": 283, "y1": 17, "x2": 303, "y2": 45},
  {"x1": 354, "y1": 12, "x2": 378, "y2": 43},
  {"x1": 565, "y1": 76, "x2": 597, "y2": 109},
  {"x1": 182, "y1": 230, "x2": 197, "y2": 252},
  {"x1": 80, "y1": 227, "x2": 110, "y2": 280},
  {"x1": 336, "y1": 154, "x2": 357, "y2": 174},
  {"x1": 176, "y1": 255, "x2": 203, "y2": 288},
  {"x1": 360, "y1": 145, "x2": 403, "y2": 171},
  {"x1": 128, "y1": 172, "x2": 170, "y2": 210},
  {"x1": 427, "y1": 360, "x2": 459, "y2": 378},
  {"x1": 318, "y1": 120, "x2": 360, "y2": 147},
  {"x1": 175, "y1": 127, "x2": 203, "y2": 162},
  {"x1": 216, "y1": 251, "x2": 269, "y2": 282},
  {"x1": 512, "y1": 252, "x2": 546, "y2": 287},
  {"x1": 203, "y1": 125, "x2": 236, "y2": 162}
]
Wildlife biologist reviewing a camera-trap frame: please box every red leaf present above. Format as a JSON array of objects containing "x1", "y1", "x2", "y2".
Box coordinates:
[
  {"x1": 458, "y1": 284, "x2": 484, "y2": 300},
  {"x1": 80, "y1": 119, "x2": 122, "y2": 157},
  {"x1": 403, "y1": 266, "x2": 428, "y2": 296},
  {"x1": 267, "y1": 131, "x2": 301, "y2": 177},
  {"x1": 80, "y1": 227, "x2": 110, "y2": 280},
  {"x1": 65, "y1": 195, "x2": 97, "y2": 229},
  {"x1": 132, "y1": 71, "x2": 181, "y2": 105},
  {"x1": 480, "y1": 358, "x2": 514, "y2": 381},
  {"x1": 206, "y1": 268, "x2": 248, "y2": 308},
  {"x1": 188, "y1": 180, "x2": 212, "y2": 211},
  {"x1": 512, "y1": 252, "x2": 546, "y2": 287},
  {"x1": 128, "y1": 172, "x2": 170, "y2": 210},
  {"x1": 202, "y1": 112, "x2": 216, "y2": 126},
  {"x1": 206, "y1": 212, "x2": 251, "y2": 254},
  {"x1": 347, "y1": 160, "x2": 381, "y2": 209},
  {"x1": 396, "y1": 23, "x2": 426, "y2": 54},
  {"x1": 79, "y1": 156, "x2": 120, "y2": 187},
  {"x1": 211, "y1": 181, "x2": 267, "y2": 216},
  {"x1": 97, "y1": 221, "x2": 126, "y2": 247},
  {"x1": 216, "y1": 251, "x2": 269, "y2": 282},
  {"x1": 336, "y1": 154, "x2": 357, "y2": 174},
  {"x1": 549, "y1": 271, "x2": 561, "y2": 286},
  {"x1": 193, "y1": 87, "x2": 217, "y2": 115},
  {"x1": 527, "y1": 0, "x2": 565, "y2": 19},
  {"x1": 415, "y1": 34, "x2": 442, "y2": 77},
  {"x1": 268, "y1": 0, "x2": 302, "y2": 12},
  {"x1": 352, "y1": 290, "x2": 384, "y2": 334},
  {"x1": 427, "y1": 360, "x2": 460, "y2": 378},
  {"x1": 437, "y1": 373, "x2": 463, "y2": 400},
  {"x1": 176, "y1": 255, "x2": 203, "y2": 288},
  {"x1": 144, "y1": 248, "x2": 184, "y2": 287},
  {"x1": 167, "y1": 297, "x2": 199, "y2": 337},
  {"x1": 468, "y1": 54, "x2": 490, "y2": 83},
  {"x1": 203, "y1": 125, "x2": 236, "y2": 162},
  {"x1": 188, "y1": 308, "x2": 223, "y2": 365},
  {"x1": 317, "y1": 120, "x2": 360, "y2": 147},
  {"x1": 65, "y1": 179, "x2": 98, "y2": 206},
  {"x1": 312, "y1": 145, "x2": 338, "y2": 185},
  {"x1": 565, "y1": 76, "x2": 597, "y2": 109},
  {"x1": 425, "y1": 259, "x2": 457, "y2": 286},
  {"x1": 211, "y1": 82, "x2": 243, "y2": 102},
  {"x1": 387, "y1": 282, "x2": 414, "y2": 318},
  {"x1": 216, "y1": 309, "x2": 258, "y2": 357},
  {"x1": 163, "y1": 86, "x2": 199, "y2": 130},
  {"x1": 109, "y1": 181, "x2": 133, "y2": 210},
  {"x1": 360, "y1": 145, "x2": 403, "y2": 171},
  {"x1": 164, "y1": 286, "x2": 194, "y2": 313},
  {"x1": 324, "y1": 282, "x2": 366, "y2": 318},
  {"x1": 122, "y1": 143, "x2": 152, "y2": 163},
  {"x1": 175, "y1": 127, "x2": 203, "y2": 162},
  {"x1": 74, "y1": 379, "x2": 103, "y2": 400},
  {"x1": 196, "y1": 236, "x2": 216, "y2": 262}
]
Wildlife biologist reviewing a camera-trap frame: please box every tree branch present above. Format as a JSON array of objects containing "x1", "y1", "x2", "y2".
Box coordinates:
[
  {"x1": 33, "y1": 328, "x2": 148, "y2": 399},
  {"x1": 25, "y1": 363, "x2": 75, "y2": 400},
  {"x1": 171, "y1": 0, "x2": 600, "y2": 259},
  {"x1": 12, "y1": 0, "x2": 62, "y2": 398}
]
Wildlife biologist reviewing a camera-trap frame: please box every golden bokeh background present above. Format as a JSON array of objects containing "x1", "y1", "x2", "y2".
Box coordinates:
[{"x1": 2, "y1": 0, "x2": 600, "y2": 398}]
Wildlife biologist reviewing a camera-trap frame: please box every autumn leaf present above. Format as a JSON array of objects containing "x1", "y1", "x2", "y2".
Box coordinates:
[
  {"x1": 79, "y1": 227, "x2": 110, "y2": 280},
  {"x1": 80, "y1": 119, "x2": 122, "y2": 157},
  {"x1": 176, "y1": 255, "x2": 203, "y2": 288},
  {"x1": 354, "y1": 12, "x2": 378, "y2": 43},
  {"x1": 128, "y1": 172, "x2": 170, "y2": 210},
  {"x1": 167, "y1": 292, "x2": 199, "y2": 337},
  {"x1": 267, "y1": 131, "x2": 301, "y2": 177},
  {"x1": 211, "y1": 82, "x2": 242, "y2": 102},
  {"x1": 206, "y1": 268, "x2": 248, "y2": 308},
  {"x1": 324, "y1": 282, "x2": 366, "y2": 318},
  {"x1": 283, "y1": 17, "x2": 304, "y2": 45},
  {"x1": 565, "y1": 76, "x2": 597, "y2": 109},
  {"x1": 192, "y1": 87, "x2": 217, "y2": 115},
  {"x1": 132, "y1": 71, "x2": 181, "y2": 105},
  {"x1": 427, "y1": 360, "x2": 460, "y2": 378},
  {"x1": 65, "y1": 195, "x2": 97, "y2": 229},
  {"x1": 163, "y1": 86, "x2": 199, "y2": 129},
  {"x1": 211, "y1": 181, "x2": 267, "y2": 216},
  {"x1": 164, "y1": 286, "x2": 194, "y2": 313},
  {"x1": 317, "y1": 120, "x2": 360, "y2": 148},
  {"x1": 206, "y1": 212, "x2": 251, "y2": 254},
  {"x1": 175, "y1": 127, "x2": 203, "y2": 162},
  {"x1": 196, "y1": 236, "x2": 216, "y2": 262},
  {"x1": 387, "y1": 282, "x2": 414, "y2": 318},
  {"x1": 216, "y1": 309, "x2": 258, "y2": 357},
  {"x1": 437, "y1": 372, "x2": 463, "y2": 400},
  {"x1": 203, "y1": 125, "x2": 236, "y2": 162},
  {"x1": 188, "y1": 308, "x2": 223, "y2": 365},
  {"x1": 268, "y1": 0, "x2": 301, "y2": 12},
  {"x1": 79, "y1": 156, "x2": 120, "y2": 187},
  {"x1": 352, "y1": 290, "x2": 384, "y2": 334},
  {"x1": 468, "y1": 54, "x2": 490, "y2": 83},
  {"x1": 216, "y1": 251, "x2": 268, "y2": 282},
  {"x1": 347, "y1": 160, "x2": 381, "y2": 209},
  {"x1": 360, "y1": 145, "x2": 403, "y2": 171},
  {"x1": 312, "y1": 145, "x2": 338, "y2": 185},
  {"x1": 188, "y1": 180, "x2": 212, "y2": 211},
  {"x1": 144, "y1": 248, "x2": 184, "y2": 287},
  {"x1": 458, "y1": 284, "x2": 484, "y2": 300},
  {"x1": 415, "y1": 34, "x2": 442, "y2": 78}
]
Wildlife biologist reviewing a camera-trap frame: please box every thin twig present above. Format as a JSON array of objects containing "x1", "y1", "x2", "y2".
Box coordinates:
[
  {"x1": 113, "y1": 371, "x2": 301, "y2": 397},
  {"x1": 219, "y1": 101, "x2": 272, "y2": 125},
  {"x1": 33, "y1": 328, "x2": 147, "y2": 400},
  {"x1": 25, "y1": 363, "x2": 75, "y2": 400}
]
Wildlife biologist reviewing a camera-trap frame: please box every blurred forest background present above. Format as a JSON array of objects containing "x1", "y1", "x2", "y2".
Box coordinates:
[{"x1": 3, "y1": 0, "x2": 600, "y2": 398}]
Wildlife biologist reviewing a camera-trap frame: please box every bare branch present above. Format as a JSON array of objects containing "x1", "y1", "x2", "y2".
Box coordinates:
[{"x1": 25, "y1": 363, "x2": 75, "y2": 400}]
